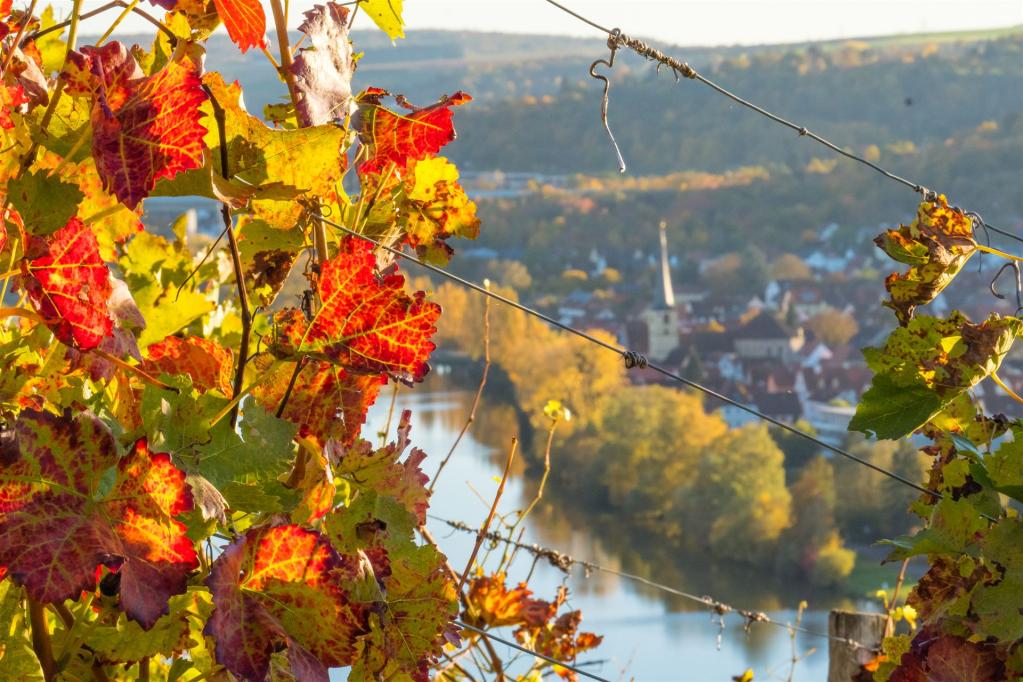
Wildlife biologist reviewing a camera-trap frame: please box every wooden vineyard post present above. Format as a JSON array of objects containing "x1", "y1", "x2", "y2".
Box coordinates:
[{"x1": 828, "y1": 610, "x2": 886, "y2": 682}]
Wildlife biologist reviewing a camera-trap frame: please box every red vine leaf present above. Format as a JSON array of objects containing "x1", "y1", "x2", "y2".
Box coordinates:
[
  {"x1": 63, "y1": 42, "x2": 206, "y2": 209},
  {"x1": 22, "y1": 216, "x2": 113, "y2": 351},
  {"x1": 0, "y1": 412, "x2": 197, "y2": 627},
  {"x1": 358, "y1": 90, "x2": 471, "y2": 176},
  {"x1": 1, "y1": 83, "x2": 27, "y2": 129},
  {"x1": 272, "y1": 236, "x2": 440, "y2": 383},
  {"x1": 212, "y1": 0, "x2": 267, "y2": 53},
  {"x1": 252, "y1": 357, "x2": 385, "y2": 447},
  {"x1": 204, "y1": 525, "x2": 366, "y2": 681},
  {"x1": 890, "y1": 629, "x2": 1006, "y2": 682},
  {"x1": 144, "y1": 336, "x2": 234, "y2": 395}
]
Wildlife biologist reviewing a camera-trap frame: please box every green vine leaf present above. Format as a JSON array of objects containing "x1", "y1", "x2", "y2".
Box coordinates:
[{"x1": 850, "y1": 313, "x2": 1022, "y2": 439}]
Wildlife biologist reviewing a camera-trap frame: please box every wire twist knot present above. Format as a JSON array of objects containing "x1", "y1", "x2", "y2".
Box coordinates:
[
  {"x1": 609, "y1": 29, "x2": 697, "y2": 81},
  {"x1": 623, "y1": 350, "x2": 649, "y2": 369}
]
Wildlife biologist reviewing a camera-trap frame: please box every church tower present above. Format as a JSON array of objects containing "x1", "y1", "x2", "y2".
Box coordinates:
[{"x1": 640, "y1": 221, "x2": 680, "y2": 360}]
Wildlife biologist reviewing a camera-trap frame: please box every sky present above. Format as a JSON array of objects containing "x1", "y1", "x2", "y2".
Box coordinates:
[{"x1": 49, "y1": 0, "x2": 1023, "y2": 46}]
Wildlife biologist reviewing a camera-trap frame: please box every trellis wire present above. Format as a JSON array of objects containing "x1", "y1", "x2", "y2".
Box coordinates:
[
  {"x1": 312, "y1": 212, "x2": 945, "y2": 501},
  {"x1": 434, "y1": 515, "x2": 878, "y2": 653},
  {"x1": 541, "y1": 0, "x2": 1022, "y2": 246},
  {"x1": 456, "y1": 620, "x2": 614, "y2": 682}
]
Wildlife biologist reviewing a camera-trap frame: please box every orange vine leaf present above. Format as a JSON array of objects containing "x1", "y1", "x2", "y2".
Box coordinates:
[
  {"x1": 204, "y1": 525, "x2": 367, "y2": 681},
  {"x1": 272, "y1": 236, "x2": 441, "y2": 383},
  {"x1": 358, "y1": 89, "x2": 472, "y2": 176},
  {"x1": 0, "y1": 412, "x2": 197, "y2": 628},
  {"x1": 143, "y1": 335, "x2": 235, "y2": 396},
  {"x1": 22, "y1": 216, "x2": 113, "y2": 351},
  {"x1": 62, "y1": 42, "x2": 207, "y2": 209}
]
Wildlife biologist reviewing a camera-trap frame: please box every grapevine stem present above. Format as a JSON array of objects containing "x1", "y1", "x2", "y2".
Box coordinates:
[
  {"x1": 0, "y1": 306, "x2": 44, "y2": 323},
  {"x1": 28, "y1": 598, "x2": 56, "y2": 681},
  {"x1": 92, "y1": 349, "x2": 178, "y2": 391},
  {"x1": 501, "y1": 420, "x2": 556, "y2": 570},
  {"x1": 430, "y1": 287, "x2": 491, "y2": 493},
  {"x1": 203, "y1": 84, "x2": 253, "y2": 428},
  {"x1": 275, "y1": 357, "x2": 307, "y2": 418},
  {"x1": 457, "y1": 438, "x2": 517, "y2": 591},
  {"x1": 883, "y1": 559, "x2": 911, "y2": 637},
  {"x1": 267, "y1": 0, "x2": 301, "y2": 106},
  {"x1": 0, "y1": 0, "x2": 39, "y2": 79},
  {"x1": 23, "y1": 1, "x2": 177, "y2": 47},
  {"x1": 267, "y1": 0, "x2": 330, "y2": 266},
  {"x1": 209, "y1": 361, "x2": 283, "y2": 428},
  {"x1": 23, "y1": 0, "x2": 83, "y2": 174},
  {"x1": 379, "y1": 381, "x2": 399, "y2": 446},
  {"x1": 96, "y1": 0, "x2": 139, "y2": 46},
  {"x1": 418, "y1": 525, "x2": 507, "y2": 681},
  {"x1": 991, "y1": 372, "x2": 1023, "y2": 405},
  {"x1": 976, "y1": 244, "x2": 1023, "y2": 262}
]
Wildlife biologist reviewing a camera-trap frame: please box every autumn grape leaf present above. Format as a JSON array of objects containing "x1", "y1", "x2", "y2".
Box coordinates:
[
  {"x1": 0, "y1": 581, "x2": 43, "y2": 679},
  {"x1": 211, "y1": 0, "x2": 266, "y2": 52},
  {"x1": 881, "y1": 497, "x2": 988, "y2": 561},
  {"x1": 0, "y1": 83, "x2": 27, "y2": 130},
  {"x1": 464, "y1": 572, "x2": 556, "y2": 629},
  {"x1": 86, "y1": 588, "x2": 212, "y2": 663},
  {"x1": 358, "y1": 90, "x2": 471, "y2": 176},
  {"x1": 192, "y1": 401, "x2": 298, "y2": 490},
  {"x1": 157, "y1": 72, "x2": 348, "y2": 227},
  {"x1": 140, "y1": 377, "x2": 226, "y2": 456},
  {"x1": 272, "y1": 236, "x2": 440, "y2": 382},
  {"x1": 33, "y1": 153, "x2": 143, "y2": 260},
  {"x1": 361, "y1": 0, "x2": 405, "y2": 39},
  {"x1": 143, "y1": 335, "x2": 234, "y2": 395},
  {"x1": 204, "y1": 525, "x2": 367, "y2": 681},
  {"x1": 967, "y1": 519, "x2": 1023, "y2": 642},
  {"x1": 402, "y1": 156, "x2": 480, "y2": 264},
  {"x1": 292, "y1": 2, "x2": 355, "y2": 126},
  {"x1": 876, "y1": 196, "x2": 976, "y2": 324},
  {"x1": 324, "y1": 416, "x2": 455, "y2": 681},
  {"x1": 252, "y1": 356, "x2": 385, "y2": 447},
  {"x1": 889, "y1": 628, "x2": 1007, "y2": 682},
  {"x1": 236, "y1": 216, "x2": 304, "y2": 306},
  {"x1": 327, "y1": 494, "x2": 457, "y2": 682},
  {"x1": 62, "y1": 42, "x2": 206, "y2": 208},
  {"x1": 0, "y1": 411, "x2": 197, "y2": 627},
  {"x1": 21, "y1": 216, "x2": 113, "y2": 350},
  {"x1": 519, "y1": 611, "x2": 603, "y2": 681},
  {"x1": 983, "y1": 431, "x2": 1023, "y2": 502},
  {"x1": 119, "y1": 232, "x2": 215, "y2": 349},
  {"x1": 326, "y1": 409, "x2": 430, "y2": 524},
  {"x1": 6, "y1": 169, "x2": 83, "y2": 236},
  {"x1": 850, "y1": 313, "x2": 1022, "y2": 440}
]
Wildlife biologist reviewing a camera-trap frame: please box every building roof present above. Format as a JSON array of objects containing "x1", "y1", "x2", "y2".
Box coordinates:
[
  {"x1": 733, "y1": 312, "x2": 797, "y2": 341},
  {"x1": 752, "y1": 391, "x2": 802, "y2": 419}
]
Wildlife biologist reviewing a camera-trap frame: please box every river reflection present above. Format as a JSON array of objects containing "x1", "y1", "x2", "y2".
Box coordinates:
[{"x1": 367, "y1": 381, "x2": 877, "y2": 681}]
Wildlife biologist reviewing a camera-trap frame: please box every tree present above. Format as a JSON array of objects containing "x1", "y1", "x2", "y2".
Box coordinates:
[
  {"x1": 777, "y1": 457, "x2": 855, "y2": 585},
  {"x1": 834, "y1": 436, "x2": 929, "y2": 542},
  {"x1": 806, "y1": 307, "x2": 860, "y2": 346},
  {"x1": 770, "y1": 253, "x2": 812, "y2": 281},
  {"x1": 689, "y1": 425, "x2": 792, "y2": 563}
]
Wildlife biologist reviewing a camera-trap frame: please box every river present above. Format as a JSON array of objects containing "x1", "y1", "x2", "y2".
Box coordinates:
[{"x1": 360, "y1": 381, "x2": 881, "y2": 682}]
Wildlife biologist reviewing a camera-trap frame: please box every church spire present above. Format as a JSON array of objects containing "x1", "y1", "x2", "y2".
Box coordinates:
[{"x1": 655, "y1": 220, "x2": 676, "y2": 310}]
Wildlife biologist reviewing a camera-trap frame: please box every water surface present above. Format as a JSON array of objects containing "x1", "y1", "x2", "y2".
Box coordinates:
[{"x1": 359, "y1": 386, "x2": 878, "y2": 681}]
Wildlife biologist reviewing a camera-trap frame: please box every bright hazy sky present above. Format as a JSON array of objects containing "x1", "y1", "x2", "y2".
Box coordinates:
[{"x1": 52, "y1": 0, "x2": 1023, "y2": 46}]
